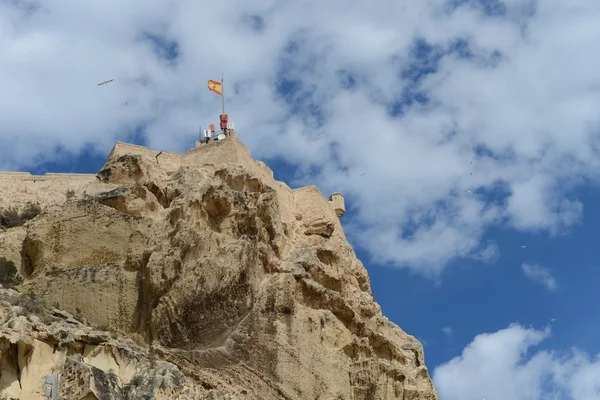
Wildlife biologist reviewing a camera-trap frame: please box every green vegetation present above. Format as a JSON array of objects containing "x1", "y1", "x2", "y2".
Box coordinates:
[
  {"x1": 129, "y1": 375, "x2": 143, "y2": 387},
  {"x1": 8, "y1": 292, "x2": 54, "y2": 324},
  {"x1": 18, "y1": 292, "x2": 46, "y2": 315},
  {"x1": 0, "y1": 258, "x2": 23, "y2": 288},
  {"x1": 0, "y1": 202, "x2": 42, "y2": 229}
]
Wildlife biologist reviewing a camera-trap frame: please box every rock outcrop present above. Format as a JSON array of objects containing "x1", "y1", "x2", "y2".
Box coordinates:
[
  {"x1": 0, "y1": 288, "x2": 220, "y2": 399},
  {"x1": 0, "y1": 138, "x2": 438, "y2": 399}
]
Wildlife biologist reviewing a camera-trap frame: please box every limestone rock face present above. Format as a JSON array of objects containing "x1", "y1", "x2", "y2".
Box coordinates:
[
  {"x1": 0, "y1": 139, "x2": 438, "y2": 399},
  {"x1": 0, "y1": 288, "x2": 217, "y2": 400}
]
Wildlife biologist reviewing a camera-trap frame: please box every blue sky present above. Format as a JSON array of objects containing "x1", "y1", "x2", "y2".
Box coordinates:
[{"x1": 3, "y1": 0, "x2": 600, "y2": 398}]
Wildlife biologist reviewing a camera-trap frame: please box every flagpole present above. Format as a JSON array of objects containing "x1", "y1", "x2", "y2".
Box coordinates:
[{"x1": 221, "y1": 75, "x2": 225, "y2": 115}]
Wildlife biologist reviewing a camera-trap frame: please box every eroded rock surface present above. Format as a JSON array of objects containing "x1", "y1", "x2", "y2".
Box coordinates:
[
  {"x1": 0, "y1": 288, "x2": 214, "y2": 399},
  {"x1": 0, "y1": 139, "x2": 438, "y2": 399}
]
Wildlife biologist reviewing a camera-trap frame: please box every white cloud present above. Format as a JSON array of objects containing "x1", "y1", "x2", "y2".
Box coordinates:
[
  {"x1": 2, "y1": 0, "x2": 600, "y2": 275},
  {"x1": 521, "y1": 263, "x2": 557, "y2": 291},
  {"x1": 433, "y1": 323, "x2": 600, "y2": 400},
  {"x1": 442, "y1": 326, "x2": 453, "y2": 336}
]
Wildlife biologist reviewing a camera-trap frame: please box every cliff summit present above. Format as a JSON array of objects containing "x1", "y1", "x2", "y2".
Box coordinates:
[{"x1": 0, "y1": 138, "x2": 438, "y2": 399}]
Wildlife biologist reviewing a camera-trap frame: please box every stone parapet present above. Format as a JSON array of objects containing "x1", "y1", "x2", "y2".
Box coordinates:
[{"x1": 0, "y1": 172, "x2": 96, "y2": 209}]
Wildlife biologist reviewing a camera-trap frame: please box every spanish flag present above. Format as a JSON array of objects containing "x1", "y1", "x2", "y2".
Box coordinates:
[{"x1": 207, "y1": 79, "x2": 222, "y2": 95}]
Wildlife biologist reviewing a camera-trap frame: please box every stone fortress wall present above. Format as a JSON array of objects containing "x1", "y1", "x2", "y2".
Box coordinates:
[
  {"x1": 0, "y1": 138, "x2": 345, "y2": 219},
  {"x1": 0, "y1": 172, "x2": 96, "y2": 210}
]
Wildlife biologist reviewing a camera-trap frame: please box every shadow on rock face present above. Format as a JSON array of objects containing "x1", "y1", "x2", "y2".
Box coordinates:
[
  {"x1": 20, "y1": 235, "x2": 41, "y2": 279},
  {"x1": 202, "y1": 187, "x2": 232, "y2": 232},
  {"x1": 154, "y1": 269, "x2": 254, "y2": 351}
]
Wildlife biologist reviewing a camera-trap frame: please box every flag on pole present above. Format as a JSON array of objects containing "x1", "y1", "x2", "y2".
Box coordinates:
[{"x1": 207, "y1": 79, "x2": 222, "y2": 95}]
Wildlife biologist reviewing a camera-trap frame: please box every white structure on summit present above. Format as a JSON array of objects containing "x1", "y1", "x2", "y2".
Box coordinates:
[{"x1": 199, "y1": 120, "x2": 236, "y2": 144}]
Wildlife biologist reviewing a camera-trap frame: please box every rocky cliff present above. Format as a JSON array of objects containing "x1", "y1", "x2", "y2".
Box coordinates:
[{"x1": 0, "y1": 138, "x2": 438, "y2": 399}]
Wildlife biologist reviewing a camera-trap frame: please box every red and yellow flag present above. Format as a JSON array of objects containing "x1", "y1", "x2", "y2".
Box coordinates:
[{"x1": 207, "y1": 79, "x2": 222, "y2": 95}]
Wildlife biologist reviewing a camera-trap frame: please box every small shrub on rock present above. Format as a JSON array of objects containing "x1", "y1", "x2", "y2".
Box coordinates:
[
  {"x1": 19, "y1": 202, "x2": 42, "y2": 221},
  {"x1": 0, "y1": 207, "x2": 20, "y2": 229},
  {"x1": 13, "y1": 292, "x2": 47, "y2": 315},
  {"x1": 0, "y1": 258, "x2": 23, "y2": 288},
  {"x1": 0, "y1": 202, "x2": 42, "y2": 229}
]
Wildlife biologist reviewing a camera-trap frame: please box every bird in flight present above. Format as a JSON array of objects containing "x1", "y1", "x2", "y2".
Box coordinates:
[
  {"x1": 98, "y1": 79, "x2": 113, "y2": 86},
  {"x1": 521, "y1": 245, "x2": 527, "y2": 249}
]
